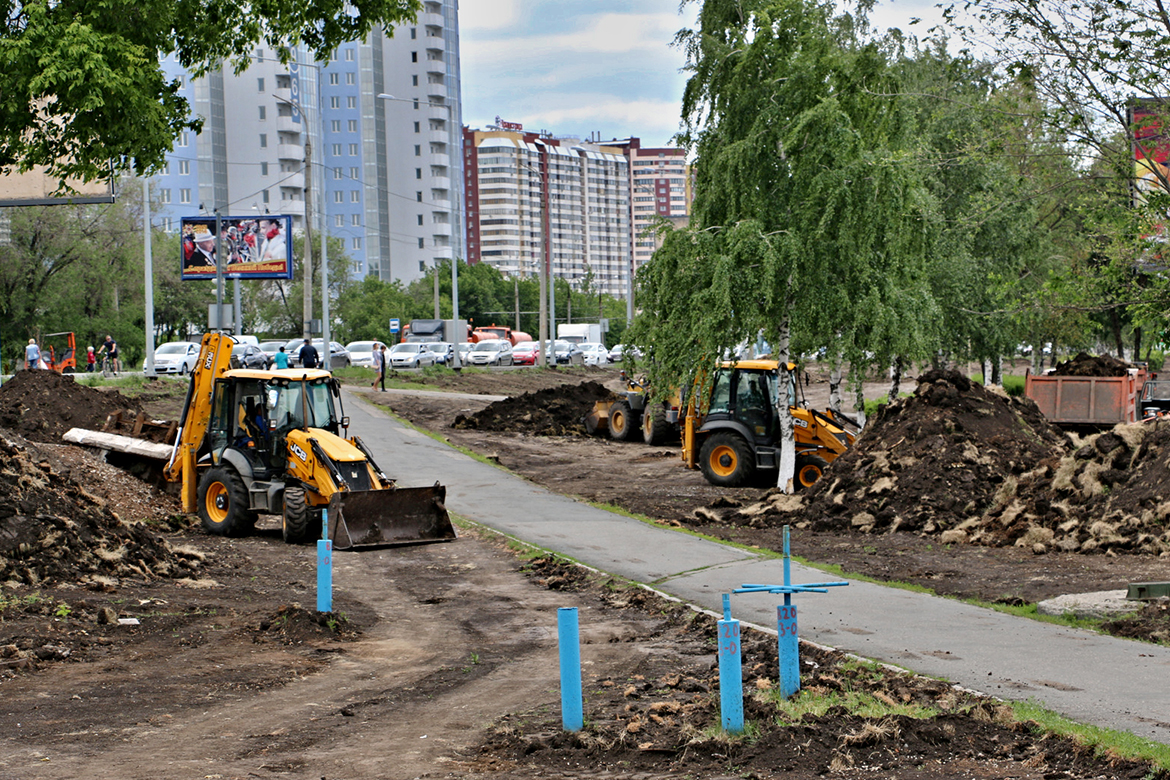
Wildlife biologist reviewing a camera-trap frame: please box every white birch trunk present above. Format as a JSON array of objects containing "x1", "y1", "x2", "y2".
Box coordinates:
[
  {"x1": 828, "y1": 355, "x2": 843, "y2": 414},
  {"x1": 887, "y1": 356, "x2": 902, "y2": 403},
  {"x1": 980, "y1": 358, "x2": 990, "y2": 384},
  {"x1": 775, "y1": 318, "x2": 796, "y2": 494},
  {"x1": 991, "y1": 356, "x2": 1002, "y2": 387},
  {"x1": 853, "y1": 379, "x2": 867, "y2": 429}
]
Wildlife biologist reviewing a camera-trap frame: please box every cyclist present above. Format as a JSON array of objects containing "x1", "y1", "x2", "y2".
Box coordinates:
[{"x1": 97, "y1": 335, "x2": 120, "y2": 375}]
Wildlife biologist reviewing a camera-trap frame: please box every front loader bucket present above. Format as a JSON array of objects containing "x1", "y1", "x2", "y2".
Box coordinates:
[
  {"x1": 327, "y1": 484, "x2": 456, "y2": 550},
  {"x1": 583, "y1": 401, "x2": 610, "y2": 436}
]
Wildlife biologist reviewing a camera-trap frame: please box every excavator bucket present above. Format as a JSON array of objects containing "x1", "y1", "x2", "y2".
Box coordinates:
[
  {"x1": 583, "y1": 401, "x2": 611, "y2": 435},
  {"x1": 326, "y1": 484, "x2": 456, "y2": 550}
]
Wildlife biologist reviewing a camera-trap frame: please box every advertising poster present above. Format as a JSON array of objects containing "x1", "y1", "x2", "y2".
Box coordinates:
[{"x1": 180, "y1": 216, "x2": 294, "y2": 281}]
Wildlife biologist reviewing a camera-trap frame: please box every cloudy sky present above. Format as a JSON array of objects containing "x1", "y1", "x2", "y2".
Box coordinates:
[{"x1": 459, "y1": 0, "x2": 950, "y2": 147}]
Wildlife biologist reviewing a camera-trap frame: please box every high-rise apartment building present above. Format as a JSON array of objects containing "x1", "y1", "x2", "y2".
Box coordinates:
[
  {"x1": 152, "y1": 1, "x2": 463, "y2": 285},
  {"x1": 602, "y1": 138, "x2": 691, "y2": 277},
  {"x1": 463, "y1": 127, "x2": 631, "y2": 298}
]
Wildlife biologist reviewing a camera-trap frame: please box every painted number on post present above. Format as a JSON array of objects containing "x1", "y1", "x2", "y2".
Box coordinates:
[
  {"x1": 777, "y1": 605, "x2": 797, "y2": 637},
  {"x1": 719, "y1": 621, "x2": 739, "y2": 655}
]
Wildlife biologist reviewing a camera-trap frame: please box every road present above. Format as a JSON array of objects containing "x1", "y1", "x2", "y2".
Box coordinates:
[{"x1": 344, "y1": 388, "x2": 1170, "y2": 746}]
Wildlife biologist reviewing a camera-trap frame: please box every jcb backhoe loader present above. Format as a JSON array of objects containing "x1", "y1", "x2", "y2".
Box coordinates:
[
  {"x1": 76, "y1": 332, "x2": 455, "y2": 549},
  {"x1": 681, "y1": 360, "x2": 858, "y2": 489}
]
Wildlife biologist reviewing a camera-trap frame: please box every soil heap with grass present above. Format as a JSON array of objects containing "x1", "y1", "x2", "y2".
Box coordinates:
[{"x1": 451, "y1": 381, "x2": 614, "y2": 436}]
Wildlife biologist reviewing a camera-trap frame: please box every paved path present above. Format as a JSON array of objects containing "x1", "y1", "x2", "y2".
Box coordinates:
[{"x1": 343, "y1": 389, "x2": 1170, "y2": 746}]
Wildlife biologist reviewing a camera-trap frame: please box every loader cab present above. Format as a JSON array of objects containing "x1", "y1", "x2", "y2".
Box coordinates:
[
  {"x1": 705, "y1": 364, "x2": 793, "y2": 443},
  {"x1": 207, "y1": 377, "x2": 274, "y2": 467},
  {"x1": 266, "y1": 375, "x2": 343, "y2": 435}
]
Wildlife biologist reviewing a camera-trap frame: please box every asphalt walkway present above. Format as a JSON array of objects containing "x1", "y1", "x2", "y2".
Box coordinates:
[{"x1": 343, "y1": 388, "x2": 1170, "y2": 746}]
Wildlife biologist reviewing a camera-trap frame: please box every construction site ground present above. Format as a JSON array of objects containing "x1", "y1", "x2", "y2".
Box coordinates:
[{"x1": 0, "y1": 364, "x2": 1168, "y2": 780}]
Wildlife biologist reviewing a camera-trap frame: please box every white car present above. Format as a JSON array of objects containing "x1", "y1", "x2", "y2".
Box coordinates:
[
  {"x1": 346, "y1": 340, "x2": 389, "y2": 368},
  {"x1": 145, "y1": 341, "x2": 201, "y2": 375},
  {"x1": 578, "y1": 343, "x2": 610, "y2": 366},
  {"x1": 388, "y1": 342, "x2": 437, "y2": 369},
  {"x1": 466, "y1": 339, "x2": 514, "y2": 366}
]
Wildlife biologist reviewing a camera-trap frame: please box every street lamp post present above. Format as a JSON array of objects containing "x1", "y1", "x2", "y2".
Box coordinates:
[{"x1": 377, "y1": 93, "x2": 460, "y2": 368}]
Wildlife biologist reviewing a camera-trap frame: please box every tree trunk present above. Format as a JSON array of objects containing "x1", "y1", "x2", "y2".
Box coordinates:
[
  {"x1": 828, "y1": 355, "x2": 843, "y2": 414},
  {"x1": 774, "y1": 317, "x2": 796, "y2": 493},
  {"x1": 991, "y1": 356, "x2": 1002, "y2": 387},
  {"x1": 1134, "y1": 327, "x2": 1142, "y2": 365},
  {"x1": 1110, "y1": 309, "x2": 1123, "y2": 358},
  {"x1": 887, "y1": 356, "x2": 903, "y2": 403},
  {"x1": 853, "y1": 378, "x2": 867, "y2": 429},
  {"x1": 981, "y1": 357, "x2": 991, "y2": 384}
]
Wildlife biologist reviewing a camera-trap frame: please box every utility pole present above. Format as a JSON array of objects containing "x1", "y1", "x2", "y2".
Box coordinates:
[{"x1": 302, "y1": 140, "x2": 313, "y2": 340}]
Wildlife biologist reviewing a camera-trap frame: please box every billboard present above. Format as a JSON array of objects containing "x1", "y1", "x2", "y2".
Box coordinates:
[
  {"x1": 1131, "y1": 100, "x2": 1170, "y2": 206},
  {"x1": 180, "y1": 215, "x2": 294, "y2": 281},
  {"x1": 0, "y1": 165, "x2": 115, "y2": 206}
]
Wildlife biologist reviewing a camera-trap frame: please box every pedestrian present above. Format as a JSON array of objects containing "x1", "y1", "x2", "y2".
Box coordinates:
[
  {"x1": 371, "y1": 343, "x2": 387, "y2": 391},
  {"x1": 86, "y1": 346, "x2": 96, "y2": 372},
  {"x1": 273, "y1": 345, "x2": 290, "y2": 370},
  {"x1": 25, "y1": 338, "x2": 40, "y2": 370},
  {"x1": 299, "y1": 338, "x2": 320, "y2": 369}
]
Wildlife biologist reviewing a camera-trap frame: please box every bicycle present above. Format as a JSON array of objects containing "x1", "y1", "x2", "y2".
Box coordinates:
[{"x1": 100, "y1": 354, "x2": 119, "y2": 377}]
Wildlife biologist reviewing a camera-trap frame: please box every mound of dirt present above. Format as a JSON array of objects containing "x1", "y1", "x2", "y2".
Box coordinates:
[
  {"x1": 1050, "y1": 351, "x2": 1136, "y2": 377},
  {"x1": 451, "y1": 381, "x2": 614, "y2": 436},
  {"x1": 0, "y1": 371, "x2": 141, "y2": 443},
  {"x1": 699, "y1": 370, "x2": 1072, "y2": 540},
  {"x1": 0, "y1": 431, "x2": 205, "y2": 588}
]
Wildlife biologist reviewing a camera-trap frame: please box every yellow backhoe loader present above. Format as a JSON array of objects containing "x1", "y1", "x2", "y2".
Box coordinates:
[{"x1": 71, "y1": 332, "x2": 454, "y2": 549}]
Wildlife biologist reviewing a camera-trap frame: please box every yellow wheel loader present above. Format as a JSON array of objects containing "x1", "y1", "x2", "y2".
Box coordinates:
[
  {"x1": 91, "y1": 332, "x2": 454, "y2": 549},
  {"x1": 583, "y1": 372, "x2": 683, "y2": 445},
  {"x1": 681, "y1": 360, "x2": 858, "y2": 489}
]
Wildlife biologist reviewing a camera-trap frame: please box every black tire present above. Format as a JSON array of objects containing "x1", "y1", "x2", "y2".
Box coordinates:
[
  {"x1": 641, "y1": 407, "x2": 674, "y2": 445},
  {"x1": 699, "y1": 432, "x2": 755, "y2": 487},
  {"x1": 180, "y1": 363, "x2": 190, "y2": 375},
  {"x1": 198, "y1": 466, "x2": 254, "y2": 537},
  {"x1": 795, "y1": 453, "x2": 831, "y2": 490},
  {"x1": 608, "y1": 399, "x2": 639, "y2": 441},
  {"x1": 282, "y1": 486, "x2": 312, "y2": 543}
]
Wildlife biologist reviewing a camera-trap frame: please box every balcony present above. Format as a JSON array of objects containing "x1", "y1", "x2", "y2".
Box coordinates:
[
  {"x1": 430, "y1": 152, "x2": 450, "y2": 168},
  {"x1": 274, "y1": 87, "x2": 293, "y2": 106},
  {"x1": 431, "y1": 197, "x2": 452, "y2": 210},
  {"x1": 429, "y1": 129, "x2": 449, "y2": 144},
  {"x1": 276, "y1": 200, "x2": 305, "y2": 217},
  {"x1": 428, "y1": 104, "x2": 450, "y2": 121},
  {"x1": 277, "y1": 143, "x2": 304, "y2": 162},
  {"x1": 431, "y1": 222, "x2": 452, "y2": 236},
  {"x1": 432, "y1": 246, "x2": 454, "y2": 259},
  {"x1": 426, "y1": 61, "x2": 446, "y2": 77},
  {"x1": 422, "y1": 11, "x2": 444, "y2": 27},
  {"x1": 277, "y1": 115, "x2": 302, "y2": 134},
  {"x1": 430, "y1": 175, "x2": 451, "y2": 190},
  {"x1": 278, "y1": 172, "x2": 304, "y2": 190}
]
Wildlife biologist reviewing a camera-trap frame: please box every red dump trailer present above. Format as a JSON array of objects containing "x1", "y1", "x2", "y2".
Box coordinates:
[{"x1": 1024, "y1": 368, "x2": 1148, "y2": 426}]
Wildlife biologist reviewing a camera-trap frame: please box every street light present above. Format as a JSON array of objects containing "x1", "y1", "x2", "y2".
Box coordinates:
[{"x1": 378, "y1": 93, "x2": 461, "y2": 369}]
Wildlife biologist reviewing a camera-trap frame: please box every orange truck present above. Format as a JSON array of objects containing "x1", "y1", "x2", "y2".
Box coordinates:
[
  {"x1": 1024, "y1": 367, "x2": 1148, "y2": 426},
  {"x1": 469, "y1": 324, "x2": 532, "y2": 345}
]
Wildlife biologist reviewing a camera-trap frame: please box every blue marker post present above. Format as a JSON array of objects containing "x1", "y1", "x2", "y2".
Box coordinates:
[
  {"x1": 317, "y1": 507, "x2": 333, "y2": 613},
  {"x1": 735, "y1": 525, "x2": 848, "y2": 700},
  {"x1": 558, "y1": 607, "x2": 583, "y2": 731},
  {"x1": 717, "y1": 593, "x2": 744, "y2": 734}
]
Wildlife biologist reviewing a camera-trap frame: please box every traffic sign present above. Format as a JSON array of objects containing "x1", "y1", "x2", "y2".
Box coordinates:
[{"x1": 389, "y1": 318, "x2": 400, "y2": 334}]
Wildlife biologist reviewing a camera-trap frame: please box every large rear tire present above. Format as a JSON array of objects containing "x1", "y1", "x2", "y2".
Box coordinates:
[
  {"x1": 282, "y1": 486, "x2": 312, "y2": 544},
  {"x1": 608, "y1": 399, "x2": 639, "y2": 441},
  {"x1": 795, "y1": 453, "x2": 830, "y2": 490},
  {"x1": 699, "y1": 432, "x2": 755, "y2": 487},
  {"x1": 641, "y1": 406, "x2": 674, "y2": 445},
  {"x1": 198, "y1": 467, "x2": 254, "y2": 537}
]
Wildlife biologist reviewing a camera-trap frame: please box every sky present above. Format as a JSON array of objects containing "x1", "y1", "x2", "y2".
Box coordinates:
[{"x1": 459, "y1": 0, "x2": 951, "y2": 147}]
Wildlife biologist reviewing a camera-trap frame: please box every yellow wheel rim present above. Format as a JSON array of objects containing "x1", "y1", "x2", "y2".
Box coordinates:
[
  {"x1": 205, "y1": 482, "x2": 229, "y2": 523},
  {"x1": 708, "y1": 445, "x2": 738, "y2": 477},
  {"x1": 611, "y1": 410, "x2": 626, "y2": 432},
  {"x1": 798, "y1": 464, "x2": 822, "y2": 487}
]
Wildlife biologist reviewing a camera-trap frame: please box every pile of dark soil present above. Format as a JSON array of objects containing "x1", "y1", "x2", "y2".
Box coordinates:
[
  {"x1": 1051, "y1": 351, "x2": 1136, "y2": 377},
  {"x1": 0, "y1": 431, "x2": 205, "y2": 589},
  {"x1": 451, "y1": 381, "x2": 613, "y2": 436},
  {"x1": 472, "y1": 558, "x2": 1168, "y2": 779},
  {"x1": 0, "y1": 371, "x2": 141, "y2": 443},
  {"x1": 697, "y1": 370, "x2": 1071, "y2": 540}
]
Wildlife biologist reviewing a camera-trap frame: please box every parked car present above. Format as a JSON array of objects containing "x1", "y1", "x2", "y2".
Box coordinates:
[
  {"x1": 551, "y1": 339, "x2": 584, "y2": 366},
  {"x1": 346, "y1": 340, "x2": 389, "y2": 368},
  {"x1": 578, "y1": 342, "x2": 609, "y2": 366},
  {"x1": 428, "y1": 342, "x2": 455, "y2": 365},
  {"x1": 287, "y1": 339, "x2": 351, "y2": 369},
  {"x1": 388, "y1": 342, "x2": 438, "y2": 369},
  {"x1": 145, "y1": 341, "x2": 201, "y2": 376},
  {"x1": 230, "y1": 343, "x2": 270, "y2": 370},
  {"x1": 467, "y1": 339, "x2": 514, "y2": 366},
  {"x1": 258, "y1": 340, "x2": 288, "y2": 367},
  {"x1": 457, "y1": 342, "x2": 474, "y2": 363},
  {"x1": 608, "y1": 343, "x2": 642, "y2": 362},
  {"x1": 512, "y1": 341, "x2": 542, "y2": 366}
]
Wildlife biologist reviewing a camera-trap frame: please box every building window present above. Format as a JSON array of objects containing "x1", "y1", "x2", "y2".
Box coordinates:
[
  {"x1": 349, "y1": 143, "x2": 359, "y2": 155},
  {"x1": 162, "y1": 217, "x2": 174, "y2": 232},
  {"x1": 351, "y1": 214, "x2": 361, "y2": 226},
  {"x1": 178, "y1": 160, "x2": 189, "y2": 175},
  {"x1": 414, "y1": 121, "x2": 420, "y2": 133},
  {"x1": 178, "y1": 132, "x2": 189, "y2": 147},
  {"x1": 412, "y1": 75, "x2": 419, "y2": 86},
  {"x1": 411, "y1": 51, "x2": 418, "y2": 62},
  {"x1": 330, "y1": 96, "x2": 340, "y2": 109},
  {"x1": 258, "y1": 105, "x2": 266, "y2": 120},
  {"x1": 332, "y1": 143, "x2": 342, "y2": 155},
  {"x1": 179, "y1": 188, "x2": 191, "y2": 203},
  {"x1": 352, "y1": 237, "x2": 362, "y2": 250},
  {"x1": 334, "y1": 191, "x2": 344, "y2": 203},
  {"x1": 414, "y1": 145, "x2": 421, "y2": 156},
  {"x1": 262, "y1": 190, "x2": 269, "y2": 203},
  {"x1": 415, "y1": 168, "x2": 422, "y2": 179},
  {"x1": 260, "y1": 161, "x2": 268, "y2": 176},
  {"x1": 257, "y1": 77, "x2": 265, "y2": 92},
  {"x1": 333, "y1": 166, "x2": 343, "y2": 179},
  {"x1": 351, "y1": 190, "x2": 360, "y2": 202},
  {"x1": 159, "y1": 189, "x2": 171, "y2": 203},
  {"x1": 259, "y1": 133, "x2": 267, "y2": 148},
  {"x1": 345, "y1": 48, "x2": 355, "y2": 61},
  {"x1": 410, "y1": 27, "x2": 417, "y2": 39},
  {"x1": 350, "y1": 166, "x2": 359, "y2": 179},
  {"x1": 329, "y1": 72, "x2": 339, "y2": 85},
  {"x1": 416, "y1": 191, "x2": 423, "y2": 201},
  {"x1": 417, "y1": 214, "x2": 424, "y2": 225},
  {"x1": 347, "y1": 96, "x2": 357, "y2": 109},
  {"x1": 419, "y1": 260, "x2": 425, "y2": 271},
  {"x1": 334, "y1": 214, "x2": 344, "y2": 227},
  {"x1": 418, "y1": 238, "x2": 425, "y2": 249},
  {"x1": 348, "y1": 119, "x2": 358, "y2": 132},
  {"x1": 346, "y1": 72, "x2": 356, "y2": 85},
  {"x1": 331, "y1": 119, "x2": 341, "y2": 132}
]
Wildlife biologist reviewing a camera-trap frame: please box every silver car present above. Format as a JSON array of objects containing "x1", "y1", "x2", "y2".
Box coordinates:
[
  {"x1": 467, "y1": 339, "x2": 514, "y2": 366},
  {"x1": 388, "y1": 342, "x2": 437, "y2": 369},
  {"x1": 145, "y1": 341, "x2": 201, "y2": 375}
]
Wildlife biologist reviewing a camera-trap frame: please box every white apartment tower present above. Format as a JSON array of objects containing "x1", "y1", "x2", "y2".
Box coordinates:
[{"x1": 152, "y1": 1, "x2": 463, "y2": 285}]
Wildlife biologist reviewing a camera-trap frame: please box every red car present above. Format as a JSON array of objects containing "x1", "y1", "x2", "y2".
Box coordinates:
[{"x1": 511, "y1": 341, "x2": 541, "y2": 366}]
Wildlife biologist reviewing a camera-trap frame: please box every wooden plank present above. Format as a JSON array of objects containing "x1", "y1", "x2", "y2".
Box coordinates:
[{"x1": 63, "y1": 428, "x2": 174, "y2": 460}]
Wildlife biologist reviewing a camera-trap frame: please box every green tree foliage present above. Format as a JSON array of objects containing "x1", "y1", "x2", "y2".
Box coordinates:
[{"x1": 0, "y1": 0, "x2": 422, "y2": 186}]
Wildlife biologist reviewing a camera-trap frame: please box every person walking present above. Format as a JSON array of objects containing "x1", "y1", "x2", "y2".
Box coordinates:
[
  {"x1": 86, "y1": 346, "x2": 96, "y2": 372},
  {"x1": 273, "y1": 345, "x2": 290, "y2": 370},
  {"x1": 299, "y1": 338, "x2": 319, "y2": 370},
  {"x1": 371, "y1": 343, "x2": 386, "y2": 391},
  {"x1": 25, "y1": 338, "x2": 40, "y2": 370}
]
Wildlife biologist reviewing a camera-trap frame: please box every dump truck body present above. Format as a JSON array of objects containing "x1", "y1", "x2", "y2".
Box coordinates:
[{"x1": 1024, "y1": 368, "x2": 1147, "y2": 425}]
